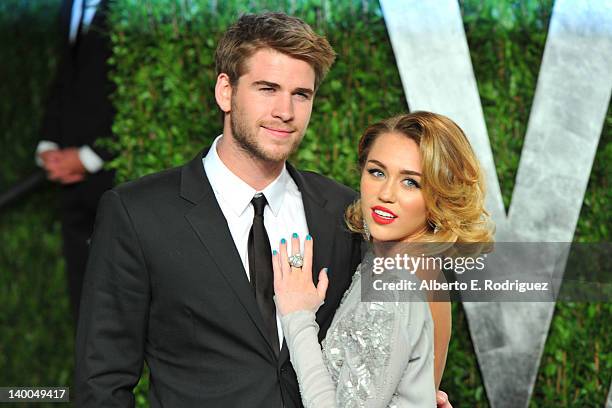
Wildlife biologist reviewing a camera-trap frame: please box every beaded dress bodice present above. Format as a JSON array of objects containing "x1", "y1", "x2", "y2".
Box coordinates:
[
  {"x1": 280, "y1": 259, "x2": 436, "y2": 408},
  {"x1": 321, "y1": 265, "x2": 398, "y2": 406}
]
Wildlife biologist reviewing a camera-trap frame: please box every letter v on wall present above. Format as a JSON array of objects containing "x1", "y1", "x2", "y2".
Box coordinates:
[{"x1": 379, "y1": 0, "x2": 612, "y2": 407}]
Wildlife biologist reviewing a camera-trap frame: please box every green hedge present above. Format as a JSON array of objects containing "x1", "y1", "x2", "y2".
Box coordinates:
[
  {"x1": 1, "y1": 0, "x2": 609, "y2": 407},
  {"x1": 0, "y1": 1, "x2": 74, "y2": 405}
]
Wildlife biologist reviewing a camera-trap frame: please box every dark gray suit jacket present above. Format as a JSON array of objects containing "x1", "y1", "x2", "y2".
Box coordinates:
[{"x1": 75, "y1": 149, "x2": 362, "y2": 407}]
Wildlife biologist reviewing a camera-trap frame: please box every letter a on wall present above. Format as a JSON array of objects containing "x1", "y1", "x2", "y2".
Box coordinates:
[{"x1": 379, "y1": 0, "x2": 612, "y2": 406}]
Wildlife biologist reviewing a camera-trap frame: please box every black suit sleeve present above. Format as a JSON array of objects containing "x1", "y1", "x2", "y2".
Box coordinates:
[
  {"x1": 39, "y1": 1, "x2": 67, "y2": 145},
  {"x1": 90, "y1": 142, "x2": 117, "y2": 163},
  {"x1": 39, "y1": 58, "x2": 65, "y2": 145},
  {"x1": 75, "y1": 190, "x2": 150, "y2": 407}
]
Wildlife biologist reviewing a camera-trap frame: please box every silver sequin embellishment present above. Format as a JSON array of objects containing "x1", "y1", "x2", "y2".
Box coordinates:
[{"x1": 322, "y1": 265, "x2": 396, "y2": 407}]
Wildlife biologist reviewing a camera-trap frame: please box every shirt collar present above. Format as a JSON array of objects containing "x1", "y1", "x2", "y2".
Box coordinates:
[{"x1": 203, "y1": 135, "x2": 289, "y2": 217}]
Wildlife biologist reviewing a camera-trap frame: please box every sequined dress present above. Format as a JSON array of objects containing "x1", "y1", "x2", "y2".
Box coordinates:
[{"x1": 280, "y1": 263, "x2": 436, "y2": 407}]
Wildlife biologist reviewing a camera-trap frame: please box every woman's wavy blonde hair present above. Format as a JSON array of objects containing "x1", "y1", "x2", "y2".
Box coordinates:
[{"x1": 345, "y1": 111, "x2": 495, "y2": 245}]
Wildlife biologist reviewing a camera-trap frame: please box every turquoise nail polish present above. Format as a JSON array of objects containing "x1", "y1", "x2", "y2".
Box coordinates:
[
  {"x1": 272, "y1": 250, "x2": 278, "y2": 255},
  {"x1": 306, "y1": 234, "x2": 312, "y2": 241},
  {"x1": 281, "y1": 238, "x2": 286, "y2": 244},
  {"x1": 292, "y1": 232, "x2": 298, "y2": 238}
]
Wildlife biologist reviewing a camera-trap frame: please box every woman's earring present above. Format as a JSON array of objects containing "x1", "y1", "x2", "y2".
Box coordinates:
[
  {"x1": 363, "y1": 219, "x2": 371, "y2": 241},
  {"x1": 428, "y1": 219, "x2": 440, "y2": 234}
]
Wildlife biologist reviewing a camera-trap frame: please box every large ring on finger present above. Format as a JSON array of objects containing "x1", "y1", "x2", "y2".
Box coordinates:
[{"x1": 288, "y1": 254, "x2": 304, "y2": 268}]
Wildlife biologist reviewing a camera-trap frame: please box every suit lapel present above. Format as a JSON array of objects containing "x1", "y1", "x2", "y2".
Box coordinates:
[
  {"x1": 90, "y1": 0, "x2": 110, "y2": 32},
  {"x1": 286, "y1": 164, "x2": 336, "y2": 293},
  {"x1": 181, "y1": 149, "x2": 277, "y2": 359},
  {"x1": 60, "y1": 0, "x2": 73, "y2": 44},
  {"x1": 278, "y1": 164, "x2": 342, "y2": 367},
  {"x1": 180, "y1": 153, "x2": 348, "y2": 366}
]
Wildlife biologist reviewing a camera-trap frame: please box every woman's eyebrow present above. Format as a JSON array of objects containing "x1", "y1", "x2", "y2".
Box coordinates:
[{"x1": 367, "y1": 159, "x2": 421, "y2": 176}]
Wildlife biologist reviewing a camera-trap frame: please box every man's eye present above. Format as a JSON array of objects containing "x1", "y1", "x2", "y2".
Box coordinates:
[
  {"x1": 295, "y1": 92, "x2": 310, "y2": 99},
  {"x1": 260, "y1": 87, "x2": 274, "y2": 92}
]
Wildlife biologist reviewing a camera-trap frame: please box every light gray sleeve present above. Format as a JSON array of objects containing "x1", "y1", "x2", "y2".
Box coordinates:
[
  {"x1": 391, "y1": 303, "x2": 437, "y2": 407},
  {"x1": 280, "y1": 310, "x2": 337, "y2": 408}
]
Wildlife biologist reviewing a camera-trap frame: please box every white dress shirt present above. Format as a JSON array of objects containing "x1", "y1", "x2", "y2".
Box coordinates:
[
  {"x1": 69, "y1": 0, "x2": 101, "y2": 43},
  {"x1": 35, "y1": 141, "x2": 104, "y2": 173},
  {"x1": 203, "y1": 135, "x2": 309, "y2": 347}
]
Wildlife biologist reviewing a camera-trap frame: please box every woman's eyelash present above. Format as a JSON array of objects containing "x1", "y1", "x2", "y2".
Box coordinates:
[
  {"x1": 403, "y1": 178, "x2": 420, "y2": 188},
  {"x1": 367, "y1": 167, "x2": 420, "y2": 188}
]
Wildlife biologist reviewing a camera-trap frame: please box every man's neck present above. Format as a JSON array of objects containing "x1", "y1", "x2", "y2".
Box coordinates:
[{"x1": 216, "y1": 135, "x2": 285, "y2": 191}]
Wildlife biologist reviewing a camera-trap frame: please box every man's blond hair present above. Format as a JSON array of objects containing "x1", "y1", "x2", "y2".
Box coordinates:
[{"x1": 215, "y1": 12, "x2": 336, "y2": 90}]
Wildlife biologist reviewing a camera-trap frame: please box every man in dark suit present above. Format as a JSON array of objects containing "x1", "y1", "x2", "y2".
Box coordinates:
[
  {"x1": 75, "y1": 12, "x2": 361, "y2": 407},
  {"x1": 37, "y1": 0, "x2": 114, "y2": 323}
]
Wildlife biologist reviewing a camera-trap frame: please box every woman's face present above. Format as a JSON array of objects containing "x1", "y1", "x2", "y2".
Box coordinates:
[{"x1": 360, "y1": 132, "x2": 428, "y2": 242}]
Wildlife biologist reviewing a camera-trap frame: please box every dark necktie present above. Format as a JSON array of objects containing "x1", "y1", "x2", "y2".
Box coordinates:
[{"x1": 248, "y1": 194, "x2": 280, "y2": 357}]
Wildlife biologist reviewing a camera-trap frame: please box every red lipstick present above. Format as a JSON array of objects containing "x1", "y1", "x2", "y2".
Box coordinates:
[{"x1": 371, "y1": 206, "x2": 397, "y2": 225}]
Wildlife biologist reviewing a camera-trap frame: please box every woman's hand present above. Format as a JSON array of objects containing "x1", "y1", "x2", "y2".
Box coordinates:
[{"x1": 272, "y1": 234, "x2": 329, "y2": 317}]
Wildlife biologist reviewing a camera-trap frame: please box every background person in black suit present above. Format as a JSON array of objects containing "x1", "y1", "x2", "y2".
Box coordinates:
[{"x1": 36, "y1": 0, "x2": 114, "y2": 323}]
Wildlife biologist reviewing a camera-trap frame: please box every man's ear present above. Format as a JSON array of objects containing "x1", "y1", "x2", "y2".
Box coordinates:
[{"x1": 215, "y1": 73, "x2": 233, "y2": 113}]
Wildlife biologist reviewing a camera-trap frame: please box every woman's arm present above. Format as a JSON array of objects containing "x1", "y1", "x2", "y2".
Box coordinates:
[
  {"x1": 415, "y1": 265, "x2": 451, "y2": 389},
  {"x1": 391, "y1": 302, "x2": 437, "y2": 407},
  {"x1": 274, "y1": 235, "x2": 337, "y2": 407},
  {"x1": 280, "y1": 311, "x2": 337, "y2": 408},
  {"x1": 428, "y1": 300, "x2": 451, "y2": 389}
]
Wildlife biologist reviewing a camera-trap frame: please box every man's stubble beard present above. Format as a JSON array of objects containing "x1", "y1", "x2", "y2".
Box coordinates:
[{"x1": 230, "y1": 100, "x2": 304, "y2": 164}]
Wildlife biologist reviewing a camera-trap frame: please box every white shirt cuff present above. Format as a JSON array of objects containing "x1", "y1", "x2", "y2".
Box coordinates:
[
  {"x1": 35, "y1": 140, "x2": 59, "y2": 166},
  {"x1": 78, "y1": 145, "x2": 105, "y2": 173}
]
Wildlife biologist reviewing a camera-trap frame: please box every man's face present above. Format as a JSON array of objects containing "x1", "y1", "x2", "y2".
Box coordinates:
[{"x1": 226, "y1": 48, "x2": 316, "y2": 163}]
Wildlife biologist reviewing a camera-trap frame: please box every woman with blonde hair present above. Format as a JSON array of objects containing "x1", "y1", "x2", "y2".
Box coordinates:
[{"x1": 273, "y1": 111, "x2": 494, "y2": 407}]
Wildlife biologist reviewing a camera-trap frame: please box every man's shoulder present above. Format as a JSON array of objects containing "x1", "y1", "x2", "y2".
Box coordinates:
[
  {"x1": 110, "y1": 165, "x2": 183, "y2": 205},
  {"x1": 297, "y1": 169, "x2": 357, "y2": 202}
]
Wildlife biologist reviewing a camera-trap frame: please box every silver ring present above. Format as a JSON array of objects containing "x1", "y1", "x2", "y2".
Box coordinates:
[{"x1": 288, "y1": 254, "x2": 304, "y2": 268}]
